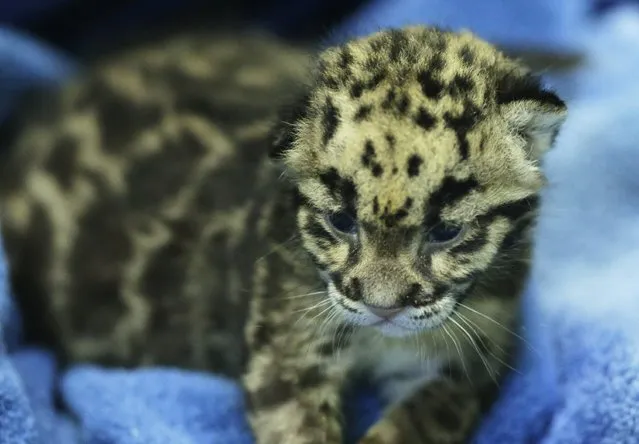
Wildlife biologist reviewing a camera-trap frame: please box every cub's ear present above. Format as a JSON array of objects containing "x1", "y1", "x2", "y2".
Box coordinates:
[
  {"x1": 268, "y1": 91, "x2": 311, "y2": 161},
  {"x1": 497, "y1": 73, "x2": 567, "y2": 162}
]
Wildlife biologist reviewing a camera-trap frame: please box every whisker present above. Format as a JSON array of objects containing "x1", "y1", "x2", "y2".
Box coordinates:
[
  {"x1": 330, "y1": 318, "x2": 350, "y2": 359},
  {"x1": 292, "y1": 298, "x2": 332, "y2": 314},
  {"x1": 306, "y1": 305, "x2": 338, "y2": 357},
  {"x1": 336, "y1": 326, "x2": 355, "y2": 359},
  {"x1": 319, "y1": 308, "x2": 340, "y2": 338},
  {"x1": 449, "y1": 315, "x2": 498, "y2": 386},
  {"x1": 412, "y1": 331, "x2": 423, "y2": 364},
  {"x1": 455, "y1": 311, "x2": 506, "y2": 355},
  {"x1": 438, "y1": 327, "x2": 453, "y2": 379},
  {"x1": 307, "y1": 302, "x2": 336, "y2": 324},
  {"x1": 336, "y1": 316, "x2": 355, "y2": 351},
  {"x1": 254, "y1": 234, "x2": 299, "y2": 263},
  {"x1": 293, "y1": 299, "x2": 333, "y2": 328},
  {"x1": 456, "y1": 312, "x2": 523, "y2": 376},
  {"x1": 284, "y1": 290, "x2": 327, "y2": 300},
  {"x1": 456, "y1": 302, "x2": 539, "y2": 356},
  {"x1": 442, "y1": 323, "x2": 471, "y2": 385}
]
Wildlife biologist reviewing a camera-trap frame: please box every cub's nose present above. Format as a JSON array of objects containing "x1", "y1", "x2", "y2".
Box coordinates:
[{"x1": 364, "y1": 304, "x2": 404, "y2": 319}]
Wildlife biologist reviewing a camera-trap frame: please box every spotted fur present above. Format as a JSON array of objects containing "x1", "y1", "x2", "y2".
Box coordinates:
[{"x1": 0, "y1": 26, "x2": 567, "y2": 443}]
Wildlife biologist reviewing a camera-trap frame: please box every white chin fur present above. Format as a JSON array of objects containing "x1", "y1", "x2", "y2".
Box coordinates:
[{"x1": 373, "y1": 321, "x2": 415, "y2": 337}]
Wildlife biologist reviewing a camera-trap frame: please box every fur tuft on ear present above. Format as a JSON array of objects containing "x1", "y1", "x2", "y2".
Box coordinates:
[
  {"x1": 497, "y1": 73, "x2": 567, "y2": 162},
  {"x1": 268, "y1": 91, "x2": 311, "y2": 161}
]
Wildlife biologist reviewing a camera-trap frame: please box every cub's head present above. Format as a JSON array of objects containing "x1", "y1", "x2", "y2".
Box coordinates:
[{"x1": 270, "y1": 26, "x2": 566, "y2": 336}]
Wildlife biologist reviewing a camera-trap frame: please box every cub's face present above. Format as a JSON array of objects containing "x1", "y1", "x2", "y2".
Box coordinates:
[{"x1": 270, "y1": 27, "x2": 566, "y2": 336}]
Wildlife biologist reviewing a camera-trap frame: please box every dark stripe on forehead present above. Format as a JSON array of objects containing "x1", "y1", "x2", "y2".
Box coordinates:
[
  {"x1": 319, "y1": 168, "x2": 342, "y2": 195},
  {"x1": 424, "y1": 176, "x2": 480, "y2": 226},
  {"x1": 319, "y1": 167, "x2": 358, "y2": 215},
  {"x1": 321, "y1": 98, "x2": 339, "y2": 146},
  {"x1": 443, "y1": 103, "x2": 481, "y2": 161}
]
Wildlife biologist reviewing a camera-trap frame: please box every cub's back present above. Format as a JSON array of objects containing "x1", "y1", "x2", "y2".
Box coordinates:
[{"x1": 0, "y1": 32, "x2": 309, "y2": 376}]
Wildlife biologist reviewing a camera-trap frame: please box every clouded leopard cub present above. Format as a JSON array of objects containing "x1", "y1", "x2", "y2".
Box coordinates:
[{"x1": 0, "y1": 26, "x2": 566, "y2": 443}]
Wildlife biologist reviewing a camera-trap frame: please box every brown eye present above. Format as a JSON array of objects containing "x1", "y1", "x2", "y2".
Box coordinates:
[
  {"x1": 327, "y1": 211, "x2": 357, "y2": 235},
  {"x1": 427, "y1": 223, "x2": 463, "y2": 244}
]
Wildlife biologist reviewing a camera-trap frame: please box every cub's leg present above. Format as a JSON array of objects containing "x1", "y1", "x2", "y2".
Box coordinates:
[
  {"x1": 359, "y1": 377, "x2": 482, "y2": 444},
  {"x1": 242, "y1": 279, "x2": 351, "y2": 443},
  {"x1": 358, "y1": 336, "x2": 508, "y2": 444}
]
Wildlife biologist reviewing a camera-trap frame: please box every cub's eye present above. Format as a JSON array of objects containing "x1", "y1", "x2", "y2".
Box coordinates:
[
  {"x1": 327, "y1": 211, "x2": 357, "y2": 235},
  {"x1": 427, "y1": 223, "x2": 464, "y2": 244}
]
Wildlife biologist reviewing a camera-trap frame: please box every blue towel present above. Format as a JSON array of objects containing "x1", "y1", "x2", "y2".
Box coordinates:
[
  {"x1": 2, "y1": 2, "x2": 639, "y2": 443},
  {"x1": 331, "y1": 0, "x2": 587, "y2": 52}
]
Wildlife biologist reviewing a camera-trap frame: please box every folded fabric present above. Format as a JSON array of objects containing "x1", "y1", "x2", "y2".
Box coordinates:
[
  {"x1": 2, "y1": 3, "x2": 639, "y2": 444},
  {"x1": 332, "y1": 0, "x2": 588, "y2": 52}
]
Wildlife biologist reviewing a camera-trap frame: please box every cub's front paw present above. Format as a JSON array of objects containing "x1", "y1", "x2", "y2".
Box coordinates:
[{"x1": 249, "y1": 399, "x2": 343, "y2": 444}]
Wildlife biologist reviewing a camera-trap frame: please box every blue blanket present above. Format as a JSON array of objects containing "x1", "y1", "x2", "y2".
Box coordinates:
[{"x1": 2, "y1": 2, "x2": 639, "y2": 443}]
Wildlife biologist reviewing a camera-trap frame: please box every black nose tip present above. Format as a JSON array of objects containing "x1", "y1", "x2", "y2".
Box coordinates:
[{"x1": 364, "y1": 304, "x2": 404, "y2": 319}]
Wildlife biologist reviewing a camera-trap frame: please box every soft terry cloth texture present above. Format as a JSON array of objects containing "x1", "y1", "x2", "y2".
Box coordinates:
[
  {"x1": 2, "y1": 2, "x2": 639, "y2": 444},
  {"x1": 331, "y1": 0, "x2": 587, "y2": 52}
]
